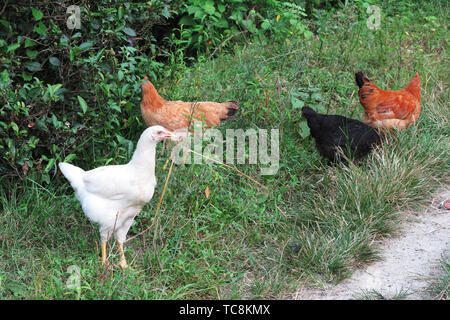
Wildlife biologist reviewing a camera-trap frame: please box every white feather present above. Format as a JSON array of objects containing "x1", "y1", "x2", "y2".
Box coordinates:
[{"x1": 59, "y1": 125, "x2": 171, "y2": 245}]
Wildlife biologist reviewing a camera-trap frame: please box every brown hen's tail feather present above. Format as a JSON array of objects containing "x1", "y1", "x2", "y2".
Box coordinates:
[
  {"x1": 355, "y1": 71, "x2": 370, "y2": 88},
  {"x1": 222, "y1": 101, "x2": 239, "y2": 120}
]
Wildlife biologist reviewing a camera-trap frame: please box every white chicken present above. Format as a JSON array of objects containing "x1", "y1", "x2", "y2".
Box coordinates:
[{"x1": 59, "y1": 126, "x2": 174, "y2": 269}]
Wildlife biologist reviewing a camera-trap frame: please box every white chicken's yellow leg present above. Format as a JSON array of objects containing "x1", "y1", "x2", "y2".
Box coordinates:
[
  {"x1": 101, "y1": 241, "x2": 107, "y2": 266},
  {"x1": 117, "y1": 240, "x2": 128, "y2": 269}
]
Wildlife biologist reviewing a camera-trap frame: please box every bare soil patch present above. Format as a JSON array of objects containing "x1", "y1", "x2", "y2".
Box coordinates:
[{"x1": 292, "y1": 187, "x2": 450, "y2": 300}]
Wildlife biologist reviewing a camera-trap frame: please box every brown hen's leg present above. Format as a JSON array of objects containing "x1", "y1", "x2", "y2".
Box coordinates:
[{"x1": 117, "y1": 240, "x2": 128, "y2": 269}]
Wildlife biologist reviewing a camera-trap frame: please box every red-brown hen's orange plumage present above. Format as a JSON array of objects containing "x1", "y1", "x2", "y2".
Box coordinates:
[
  {"x1": 355, "y1": 71, "x2": 421, "y2": 129},
  {"x1": 140, "y1": 78, "x2": 239, "y2": 131}
]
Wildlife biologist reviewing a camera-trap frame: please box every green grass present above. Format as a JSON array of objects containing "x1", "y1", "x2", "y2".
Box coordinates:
[
  {"x1": 1, "y1": 1, "x2": 449, "y2": 299},
  {"x1": 356, "y1": 288, "x2": 412, "y2": 300},
  {"x1": 426, "y1": 259, "x2": 450, "y2": 300}
]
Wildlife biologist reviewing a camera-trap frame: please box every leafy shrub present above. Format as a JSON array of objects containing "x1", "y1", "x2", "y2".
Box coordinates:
[
  {"x1": 0, "y1": 1, "x2": 183, "y2": 182},
  {"x1": 177, "y1": 0, "x2": 312, "y2": 55},
  {"x1": 290, "y1": 87, "x2": 327, "y2": 138},
  {"x1": 0, "y1": 0, "x2": 314, "y2": 182}
]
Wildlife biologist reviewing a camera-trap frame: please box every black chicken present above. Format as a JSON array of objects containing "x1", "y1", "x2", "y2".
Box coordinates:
[{"x1": 301, "y1": 107, "x2": 380, "y2": 162}]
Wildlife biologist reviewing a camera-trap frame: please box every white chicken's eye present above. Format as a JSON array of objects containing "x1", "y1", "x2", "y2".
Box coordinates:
[{"x1": 157, "y1": 131, "x2": 162, "y2": 134}]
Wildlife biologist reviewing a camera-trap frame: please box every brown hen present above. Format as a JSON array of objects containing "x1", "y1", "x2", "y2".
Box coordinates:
[
  {"x1": 355, "y1": 71, "x2": 421, "y2": 129},
  {"x1": 140, "y1": 77, "x2": 239, "y2": 131}
]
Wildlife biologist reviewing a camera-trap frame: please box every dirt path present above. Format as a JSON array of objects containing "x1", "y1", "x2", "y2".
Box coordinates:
[{"x1": 293, "y1": 187, "x2": 450, "y2": 300}]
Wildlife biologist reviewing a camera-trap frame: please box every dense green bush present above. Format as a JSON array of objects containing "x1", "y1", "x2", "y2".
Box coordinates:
[
  {"x1": 0, "y1": 0, "x2": 314, "y2": 182},
  {"x1": 176, "y1": 0, "x2": 312, "y2": 54},
  {"x1": 0, "y1": 0, "x2": 185, "y2": 182}
]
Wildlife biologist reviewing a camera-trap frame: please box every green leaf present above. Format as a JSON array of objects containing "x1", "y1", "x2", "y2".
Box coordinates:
[
  {"x1": 34, "y1": 22, "x2": 47, "y2": 35},
  {"x1": 6, "y1": 138, "x2": 15, "y2": 158},
  {"x1": 47, "y1": 83, "x2": 62, "y2": 96},
  {"x1": 63, "y1": 154, "x2": 76, "y2": 162},
  {"x1": 161, "y1": 6, "x2": 170, "y2": 18},
  {"x1": 304, "y1": 30, "x2": 314, "y2": 40},
  {"x1": 122, "y1": 27, "x2": 136, "y2": 37},
  {"x1": 41, "y1": 173, "x2": 50, "y2": 184},
  {"x1": 315, "y1": 104, "x2": 327, "y2": 113},
  {"x1": 79, "y1": 41, "x2": 93, "y2": 50},
  {"x1": 25, "y1": 38, "x2": 36, "y2": 48},
  {"x1": 299, "y1": 120, "x2": 310, "y2": 139},
  {"x1": 21, "y1": 72, "x2": 32, "y2": 81},
  {"x1": 0, "y1": 19, "x2": 11, "y2": 31},
  {"x1": 261, "y1": 20, "x2": 271, "y2": 30},
  {"x1": 90, "y1": 21, "x2": 100, "y2": 30},
  {"x1": 311, "y1": 92, "x2": 323, "y2": 102},
  {"x1": 292, "y1": 91, "x2": 310, "y2": 100},
  {"x1": 291, "y1": 97, "x2": 304, "y2": 109},
  {"x1": 49, "y1": 57, "x2": 61, "y2": 67},
  {"x1": 24, "y1": 61, "x2": 42, "y2": 72},
  {"x1": 246, "y1": 20, "x2": 256, "y2": 33},
  {"x1": 77, "y1": 96, "x2": 88, "y2": 113},
  {"x1": 216, "y1": 18, "x2": 229, "y2": 29},
  {"x1": 217, "y1": 4, "x2": 226, "y2": 13},
  {"x1": 7, "y1": 42, "x2": 20, "y2": 52},
  {"x1": 26, "y1": 49, "x2": 38, "y2": 58},
  {"x1": 89, "y1": 48, "x2": 105, "y2": 63},
  {"x1": 35, "y1": 119, "x2": 48, "y2": 132},
  {"x1": 44, "y1": 158, "x2": 55, "y2": 173},
  {"x1": 32, "y1": 8, "x2": 44, "y2": 21},
  {"x1": 202, "y1": 0, "x2": 215, "y2": 15},
  {"x1": 107, "y1": 100, "x2": 121, "y2": 112},
  {"x1": 179, "y1": 16, "x2": 194, "y2": 26},
  {"x1": 51, "y1": 114, "x2": 61, "y2": 128},
  {"x1": 0, "y1": 69, "x2": 10, "y2": 86},
  {"x1": 10, "y1": 122, "x2": 19, "y2": 134}
]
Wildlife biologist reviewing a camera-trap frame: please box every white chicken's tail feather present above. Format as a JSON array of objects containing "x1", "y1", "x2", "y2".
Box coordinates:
[{"x1": 59, "y1": 162, "x2": 85, "y2": 192}]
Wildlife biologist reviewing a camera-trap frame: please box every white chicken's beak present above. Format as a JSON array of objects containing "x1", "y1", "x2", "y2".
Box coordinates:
[{"x1": 161, "y1": 130, "x2": 174, "y2": 141}]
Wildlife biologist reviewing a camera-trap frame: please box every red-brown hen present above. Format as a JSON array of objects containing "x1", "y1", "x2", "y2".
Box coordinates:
[{"x1": 355, "y1": 71, "x2": 421, "y2": 129}]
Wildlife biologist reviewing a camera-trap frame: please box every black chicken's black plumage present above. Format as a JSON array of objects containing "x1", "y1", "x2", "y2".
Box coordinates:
[{"x1": 301, "y1": 107, "x2": 380, "y2": 162}]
